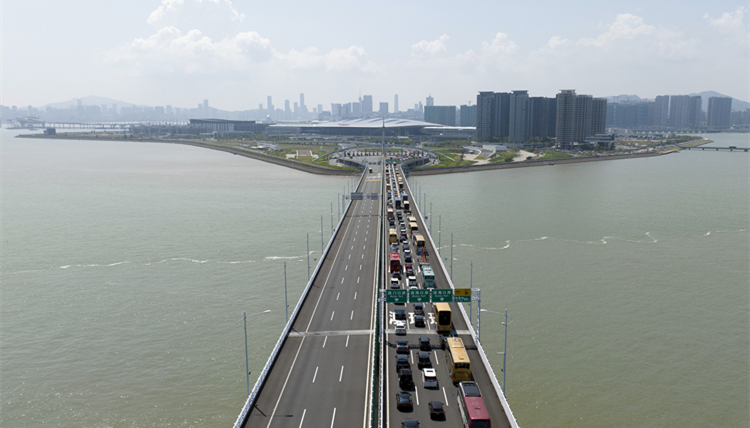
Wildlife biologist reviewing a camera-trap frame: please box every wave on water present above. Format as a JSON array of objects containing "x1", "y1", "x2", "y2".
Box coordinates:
[
  {"x1": 60, "y1": 261, "x2": 130, "y2": 269},
  {"x1": 264, "y1": 253, "x2": 311, "y2": 261}
]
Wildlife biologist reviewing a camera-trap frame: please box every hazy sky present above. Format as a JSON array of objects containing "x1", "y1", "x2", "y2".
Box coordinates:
[{"x1": 3, "y1": 0, "x2": 748, "y2": 110}]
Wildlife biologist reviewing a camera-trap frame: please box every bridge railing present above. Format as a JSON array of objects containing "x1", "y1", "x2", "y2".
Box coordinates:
[
  {"x1": 233, "y1": 167, "x2": 368, "y2": 428},
  {"x1": 400, "y1": 166, "x2": 520, "y2": 428}
]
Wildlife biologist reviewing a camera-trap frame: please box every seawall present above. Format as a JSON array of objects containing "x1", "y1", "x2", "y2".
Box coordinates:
[{"x1": 408, "y1": 151, "x2": 664, "y2": 176}]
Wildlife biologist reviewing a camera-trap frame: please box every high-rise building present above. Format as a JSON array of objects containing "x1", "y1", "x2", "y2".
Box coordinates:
[
  {"x1": 493, "y1": 92, "x2": 511, "y2": 139},
  {"x1": 111, "y1": 103, "x2": 118, "y2": 115},
  {"x1": 166, "y1": 105, "x2": 172, "y2": 115},
  {"x1": 424, "y1": 106, "x2": 456, "y2": 126},
  {"x1": 331, "y1": 103, "x2": 341, "y2": 117},
  {"x1": 394, "y1": 94, "x2": 399, "y2": 113},
  {"x1": 300, "y1": 93, "x2": 305, "y2": 109},
  {"x1": 555, "y1": 90, "x2": 577, "y2": 149},
  {"x1": 547, "y1": 98, "x2": 557, "y2": 138},
  {"x1": 362, "y1": 95, "x2": 373, "y2": 114},
  {"x1": 379, "y1": 102, "x2": 389, "y2": 116},
  {"x1": 688, "y1": 96, "x2": 702, "y2": 128},
  {"x1": 459, "y1": 104, "x2": 477, "y2": 127},
  {"x1": 591, "y1": 98, "x2": 608, "y2": 135},
  {"x1": 573, "y1": 94, "x2": 593, "y2": 143},
  {"x1": 203, "y1": 99, "x2": 209, "y2": 110},
  {"x1": 267, "y1": 96, "x2": 274, "y2": 112},
  {"x1": 707, "y1": 97, "x2": 732, "y2": 128},
  {"x1": 653, "y1": 95, "x2": 669, "y2": 127},
  {"x1": 284, "y1": 100, "x2": 291, "y2": 119},
  {"x1": 317, "y1": 104, "x2": 323, "y2": 115},
  {"x1": 426, "y1": 95, "x2": 434, "y2": 107},
  {"x1": 668, "y1": 95, "x2": 689, "y2": 127},
  {"x1": 509, "y1": 90, "x2": 530, "y2": 143},
  {"x1": 476, "y1": 92, "x2": 495, "y2": 141},
  {"x1": 529, "y1": 97, "x2": 550, "y2": 139}
]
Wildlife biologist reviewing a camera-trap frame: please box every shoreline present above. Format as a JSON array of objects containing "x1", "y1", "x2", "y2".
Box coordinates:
[{"x1": 18, "y1": 132, "x2": 703, "y2": 176}]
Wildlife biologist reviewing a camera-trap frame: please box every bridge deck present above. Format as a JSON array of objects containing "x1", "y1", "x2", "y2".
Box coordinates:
[
  {"x1": 244, "y1": 170, "x2": 382, "y2": 428},
  {"x1": 381, "y1": 165, "x2": 514, "y2": 428}
]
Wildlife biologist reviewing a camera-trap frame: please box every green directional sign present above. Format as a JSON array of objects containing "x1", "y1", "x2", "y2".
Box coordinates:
[
  {"x1": 431, "y1": 289, "x2": 453, "y2": 303},
  {"x1": 409, "y1": 289, "x2": 431, "y2": 303},
  {"x1": 385, "y1": 289, "x2": 408, "y2": 303},
  {"x1": 454, "y1": 288, "x2": 471, "y2": 303}
]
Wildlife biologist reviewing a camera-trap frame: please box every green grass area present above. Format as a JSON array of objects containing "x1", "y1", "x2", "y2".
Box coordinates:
[
  {"x1": 536, "y1": 152, "x2": 573, "y2": 160},
  {"x1": 475, "y1": 156, "x2": 487, "y2": 160},
  {"x1": 489, "y1": 150, "x2": 518, "y2": 163}
]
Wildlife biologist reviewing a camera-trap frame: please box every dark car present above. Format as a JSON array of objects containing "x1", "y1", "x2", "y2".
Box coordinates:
[
  {"x1": 401, "y1": 418, "x2": 419, "y2": 428},
  {"x1": 428, "y1": 401, "x2": 445, "y2": 420},
  {"x1": 418, "y1": 351, "x2": 432, "y2": 369},
  {"x1": 396, "y1": 354, "x2": 410, "y2": 371},
  {"x1": 396, "y1": 392, "x2": 413, "y2": 411},
  {"x1": 405, "y1": 264, "x2": 414, "y2": 276},
  {"x1": 396, "y1": 340, "x2": 409, "y2": 354},
  {"x1": 419, "y1": 336, "x2": 430, "y2": 351},
  {"x1": 414, "y1": 314, "x2": 425, "y2": 328},
  {"x1": 395, "y1": 308, "x2": 406, "y2": 321},
  {"x1": 398, "y1": 368, "x2": 414, "y2": 389},
  {"x1": 414, "y1": 303, "x2": 424, "y2": 315}
]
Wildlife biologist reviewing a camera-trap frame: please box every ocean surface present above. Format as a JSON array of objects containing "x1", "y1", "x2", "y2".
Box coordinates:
[{"x1": 2, "y1": 129, "x2": 748, "y2": 427}]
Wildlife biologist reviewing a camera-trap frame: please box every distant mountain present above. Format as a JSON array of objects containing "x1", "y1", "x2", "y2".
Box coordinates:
[
  {"x1": 689, "y1": 91, "x2": 749, "y2": 112},
  {"x1": 41, "y1": 96, "x2": 137, "y2": 110}
]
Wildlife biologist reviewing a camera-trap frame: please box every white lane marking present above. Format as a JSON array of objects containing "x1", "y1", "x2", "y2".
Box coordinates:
[
  {"x1": 442, "y1": 387, "x2": 449, "y2": 406},
  {"x1": 345, "y1": 265, "x2": 348, "y2": 271},
  {"x1": 339, "y1": 366, "x2": 344, "y2": 382},
  {"x1": 350, "y1": 310, "x2": 354, "y2": 320},
  {"x1": 336, "y1": 292, "x2": 340, "y2": 301},
  {"x1": 331, "y1": 311, "x2": 335, "y2": 321},
  {"x1": 351, "y1": 245, "x2": 354, "y2": 250},
  {"x1": 299, "y1": 409, "x2": 306, "y2": 428},
  {"x1": 323, "y1": 336, "x2": 327, "y2": 348},
  {"x1": 415, "y1": 384, "x2": 420, "y2": 406},
  {"x1": 434, "y1": 350, "x2": 439, "y2": 365},
  {"x1": 365, "y1": 238, "x2": 367, "y2": 242},
  {"x1": 346, "y1": 335, "x2": 350, "y2": 347},
  {"x1": 348, "y1": 254, "x2": 351, "y2": 260},
  {"x1": 360, "y1": 264, "x2": 362, "y2": 270},
  {"x1": 341, "y1": 277, "x2": 344, "y2": 284},
  {"x1": 312, "y1": 367, "x2": 318, "y2": 383},
  {"x1": 361, "y1": 254, "x2": 364, "y2": 259},
  {"x1": 363, "y1": 245, "x2": 366, "y2": 250},
  {"x1": 330, "y1": 408, "x2": 336, "y2": 428},
  {"x1": 354, "y1": 292, "x2": 357, "y2": 300},
  {"x1": 410, "y1": 350, "x2": 414, "y2": 365}
]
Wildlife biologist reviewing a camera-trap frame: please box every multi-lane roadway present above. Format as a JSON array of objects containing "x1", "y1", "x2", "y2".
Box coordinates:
[
  {"x1": 382, "y1": 166, "x2": 513, "y2": 428},
  {"x1": 244, "y1": 167, "x2": 382, "y2": 428}
]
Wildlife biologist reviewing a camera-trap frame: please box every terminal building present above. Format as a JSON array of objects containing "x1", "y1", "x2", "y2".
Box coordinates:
[
  {"x1": 267, "y1": 118, "x2": 475, "y2": 139},
  {"x1": 188, "y1": 119, "x2": 268, "y2": 134}
]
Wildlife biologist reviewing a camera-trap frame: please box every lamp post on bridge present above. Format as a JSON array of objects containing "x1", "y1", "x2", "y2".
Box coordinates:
[
  {"x1": 239, "y1": 309, "x2": 271, "y2": 396},
  {"x1": 480, "y1": 308, "x2": 515, "y2": 395}
]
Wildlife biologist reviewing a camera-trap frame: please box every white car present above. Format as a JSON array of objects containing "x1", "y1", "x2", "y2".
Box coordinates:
[
  {"x1": 422, "y1": 368, "x2": 438, "y2": 388},
  {"x1": 408, "y1": 275, "x2": 417, "y2": 288}
]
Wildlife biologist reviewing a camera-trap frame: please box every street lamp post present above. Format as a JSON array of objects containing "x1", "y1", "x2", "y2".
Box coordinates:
[
  {"x1": 480, "y1": 308, "x2": 515, "y2": 395},
  {"x1": 306, "y1": 233, "x2": 310, "y2": 279},
  {"x1": 240, "y1": 309, "x2": 271, "y2": 396}
]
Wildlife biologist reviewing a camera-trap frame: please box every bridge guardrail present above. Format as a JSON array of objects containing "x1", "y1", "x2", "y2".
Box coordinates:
[
  {"x1": 400, "y1": 166, "x2": 520, "y2": 428},
  {"x1": 233, "y1": 168, "x2": 368, "y2": 428}
]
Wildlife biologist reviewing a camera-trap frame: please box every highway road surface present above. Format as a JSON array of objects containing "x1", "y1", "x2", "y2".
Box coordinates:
[
  {"x1": 244, "y1": 167, "x2": 382, "y2": 428},
  {"x1": 382, "y1": 166, "x2": 513, "y2": 428}
]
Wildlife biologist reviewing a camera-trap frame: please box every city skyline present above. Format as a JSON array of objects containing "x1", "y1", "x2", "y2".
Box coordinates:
[{"x1": 3, "y1": 1, "x2": 748, "y2": 109}]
